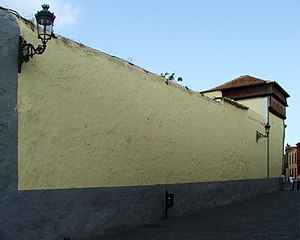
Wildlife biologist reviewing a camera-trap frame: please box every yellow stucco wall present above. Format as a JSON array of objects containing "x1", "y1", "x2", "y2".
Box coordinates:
[
  {"x1": 17, "y1": 18, "x2": 276, "y2": 190},
  {"x1": 237, "y1": 97, "x2": 268, "y2": 121},
  {"x1": 269, "y1": 112, "x2": 284, "y2": 177},
  {"x1": 202, "y1": 90, "x2": 222, "y2": 99},
  {"x1": 235, "y1": 99, "x2": 284, "y2": 177}
]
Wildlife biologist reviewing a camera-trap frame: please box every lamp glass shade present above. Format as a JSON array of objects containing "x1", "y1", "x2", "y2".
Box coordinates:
[
  {"x1": 35, "y1": 4, "x2": 56, "y2": 45},
  {"x1": 265, "y1": 124, "x2": 271, "y2": 134}
]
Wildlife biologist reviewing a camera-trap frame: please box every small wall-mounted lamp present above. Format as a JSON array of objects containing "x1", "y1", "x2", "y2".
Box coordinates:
[
  {"x1": 256, "y1": 123, "x2": 271, "y2": 142},
  {"x1": 18, "y1": 4, "x2": 56, "y2": 73}
]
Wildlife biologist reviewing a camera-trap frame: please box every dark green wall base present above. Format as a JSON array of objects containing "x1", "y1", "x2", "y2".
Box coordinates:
[
  {"x1": 2, "y1": 179, "x2": 279, "y2": 240},
  {"x1": 0, "y1": 7, "x2": 19, "y2": 240}
]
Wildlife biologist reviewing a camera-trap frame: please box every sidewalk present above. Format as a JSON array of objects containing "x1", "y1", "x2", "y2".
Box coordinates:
[{"x1": 91, "y1": 190, "x2": 300, "y2": 240}]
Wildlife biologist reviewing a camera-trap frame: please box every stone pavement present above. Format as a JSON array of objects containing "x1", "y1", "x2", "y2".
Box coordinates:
[{"x1": 90, "y1": 190, "x2": 300, "y2": 240}]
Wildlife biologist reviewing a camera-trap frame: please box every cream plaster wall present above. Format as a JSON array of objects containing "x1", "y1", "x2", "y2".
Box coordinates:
[
  {"x1": 17, "y1": 18, "x2": 274, "y2": 190},
  {"x1": 237, "y1": 97, "x2": 268, "y2": 123},
  {"x1": 269, "y1": 112, "x2": 284, "y2": 177},
  {"x1": 202, "y1": 90, "x2": 222, "y2": 99},
  {"x1": 237, "y1": 99, "x2": 284, "y2": 177},
  {"x1": 204, "y1": 95, "x2": 269, "y2": 124}
]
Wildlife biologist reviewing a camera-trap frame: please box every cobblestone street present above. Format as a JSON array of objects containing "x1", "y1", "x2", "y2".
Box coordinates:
[{"x1": 93, "y1": 190, "x2": 300, "y2": 240}]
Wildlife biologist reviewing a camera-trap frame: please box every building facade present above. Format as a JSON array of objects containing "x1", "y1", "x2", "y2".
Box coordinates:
[
  {"x1": 202, "y1": 75, "x2": 290, "y2": 178},
  {"x1": 0, "y1": 8, "x2": 290, "y2": 240},
  {"x1": 285, "y1": 143, "x2": 300, "y2": 178}
]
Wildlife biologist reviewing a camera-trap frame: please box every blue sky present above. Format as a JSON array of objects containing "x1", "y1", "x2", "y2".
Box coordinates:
[{"x1": 2, "y1": 0, "x2": 299, "y2": 146}]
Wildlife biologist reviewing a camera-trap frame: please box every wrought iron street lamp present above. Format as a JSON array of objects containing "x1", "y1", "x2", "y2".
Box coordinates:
[
  {"x1": 256, "y1": 123, "x2": 271, "y2": 178},
  {"x1": 18, "y1": 4, "x2": 56, "y2": 73},
  {"x1": 256, "y1": 123, "x2": 271, "y2": 142}
]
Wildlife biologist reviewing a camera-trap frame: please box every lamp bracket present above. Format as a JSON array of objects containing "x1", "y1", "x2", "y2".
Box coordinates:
[
  {"x1": 18, "y1": 36, "x2": 46, "y2": 73},
  {"x1": 256, "y1": 131, "x2": 267, "y2": 142}
]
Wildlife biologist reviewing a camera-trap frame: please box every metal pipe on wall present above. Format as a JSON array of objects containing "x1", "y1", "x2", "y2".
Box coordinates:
[{"x1": 267, "y1": 98, "x2": 270, "y2": 178}]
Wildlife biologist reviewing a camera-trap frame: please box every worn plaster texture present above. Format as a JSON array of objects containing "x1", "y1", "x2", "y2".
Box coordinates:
[
  {"x1": 269, "y1": 112, "x2": 285, "y2": 177},
  {"x1": 15, "y1": 16, "x2": 281, "y2": 190}
]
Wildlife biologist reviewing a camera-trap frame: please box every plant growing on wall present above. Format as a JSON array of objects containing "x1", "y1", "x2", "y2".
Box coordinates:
[{"x1": 161, "y1": 72, "x2": 183, "y2": 85}]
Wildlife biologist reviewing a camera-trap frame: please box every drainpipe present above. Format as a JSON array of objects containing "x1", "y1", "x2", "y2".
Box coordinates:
[
  {"x1": 282, "y1": 123, "x2": 287, "y2": 174},
  {"x1": 267, "y1": 126, "x2": 270, "y2": 178},
  {"x1": 266, "y1": 99, "x2": 270, "y2": 179},
  {"x1": 267, "y1": 129, "x2": 270, "y2": 178}
]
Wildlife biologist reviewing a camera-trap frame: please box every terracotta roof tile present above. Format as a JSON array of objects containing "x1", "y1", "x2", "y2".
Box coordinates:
[{"x1": 208, "y1": 75, "x2": 270, "y2": 91}]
